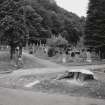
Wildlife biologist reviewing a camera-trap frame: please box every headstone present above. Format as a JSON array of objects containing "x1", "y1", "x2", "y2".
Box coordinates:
[
  {"x1": 62, "y1": 53, "x2": 66, "y2": 63},
  {"x1": 86, "y1": 51, "x2": 92, "y2": 63}
]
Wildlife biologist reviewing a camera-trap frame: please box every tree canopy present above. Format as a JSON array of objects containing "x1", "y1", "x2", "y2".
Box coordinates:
[
  {"x1": 84, "y1": 0, "x2": 105, "y2": 58},
  {"x1": 0, "y1": 0, "x2": 84, "y2": 46},
  {"x1": 0, "y1": 0, "x2": 25, "y2": 46}
]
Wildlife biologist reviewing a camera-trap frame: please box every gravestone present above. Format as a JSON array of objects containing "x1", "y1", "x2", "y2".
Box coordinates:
[
  {"x1": 86, "y1": 51, "x2": 92, "y2": 63},
  {"x1": 62, "y1": 53, "x2": 67, "y2": 63}
]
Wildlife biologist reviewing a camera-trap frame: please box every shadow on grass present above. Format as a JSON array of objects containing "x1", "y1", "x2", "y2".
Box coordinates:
[{"x1": 0, "y1": 51, "x2": 16, "y2": 73}]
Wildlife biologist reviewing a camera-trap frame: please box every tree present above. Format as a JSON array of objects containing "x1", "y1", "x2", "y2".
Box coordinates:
[
  {"x1": 0, "y1": 0, "x2": 43, "y2": 59},
  {"x1": 84, "y1": 0, "x2": 105, "y2": 58},
  {"x1": 0, "y1": 0, "x2": 84, "y2": 60},
  {"x1": 30, "y1": 0, "x2": 83, "y2": 45},
  {"x1": 63, "y1": 19, "x2": 81, "y2": 45},
  {"x1": 0, "y1": 0, "x2": 26, "y2": 59}
]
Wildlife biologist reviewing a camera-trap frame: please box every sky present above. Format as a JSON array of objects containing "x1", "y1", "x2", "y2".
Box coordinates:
[{"x1": 56, "y1": 0, "x2": 89, "y2": 17}]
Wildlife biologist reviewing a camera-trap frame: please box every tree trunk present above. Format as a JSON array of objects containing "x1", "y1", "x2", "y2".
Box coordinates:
[
  {"x1": 10, "y1": 45, "x2": 15, "y2": 60},
  {"x1": 19, "y1": 46, "x2": 22, "y2": 57}
]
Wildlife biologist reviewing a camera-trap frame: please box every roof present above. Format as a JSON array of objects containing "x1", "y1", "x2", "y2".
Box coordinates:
[{"x1": 67, "y1": 69, "x2": 94, "y2": 75}]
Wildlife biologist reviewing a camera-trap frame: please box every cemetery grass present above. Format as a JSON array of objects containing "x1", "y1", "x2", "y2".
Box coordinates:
[
  {"x1": 0, "y1": 51, "x2": 15, "y2": 73},
  {"x1": 35, "y1": 52, "x2": 105, "y2": 66},
  {"x1": 31, "y1": 71, "x2": 105, "y2": 99},
  {"x1": 33, "y1": 79, "x2": 105, "y2": 99},
  {"x1": 0, "y1": 51, "x2": 105, "y2": 99},
  {"x1": 7, "y1": 71, "x2": 105, "y2": 99},
  {"x1": 22, "y1": 53, "x2": 45, "y2": 69},
  {"x1": 0, "y1": 51, "x2": 44, "y2": 73},
  {"x1": 38, "y1": 70, "x2": 105, "y2": 99}
]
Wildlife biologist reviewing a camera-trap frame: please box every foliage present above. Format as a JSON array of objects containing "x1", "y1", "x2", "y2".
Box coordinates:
[
  {"x1": 84, "y1": 0, "x2": 105, "y2": 58},
  {"x1": 30, "y1": 0, "x2": 84, "y2": 45},
  {"x1": 47, "y1": 47, "x2": 56, "y2": 57},
  {"x1": 0, "y1": 0, "x2": 25, "y2": 46},
  {"x1": 0, "y1": 0, "x2": 42, "y2": 45},
  {"x1": 0, "y1": 0, "x2": 84, "y2": 47},
  {"x1": 47, "y1": 35, "x2": 68, "y2": 47}
]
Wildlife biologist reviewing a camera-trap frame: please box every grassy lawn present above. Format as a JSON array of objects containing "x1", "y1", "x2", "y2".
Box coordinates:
[
  {"x1": 0, "y1": 50, "x2": 105, "y2": 99},
  {"x1": 33, "y1": 79, "x2": 105, "y2": 99},
  {"x1": 34, "y1": 50, "x2": 105, "y2": 67},
  {"x1": 18, "y1": 71, "x2": 105, "y2": 99},
  {"x1": 1, "y1": 71, "x2": 105, "y2": 99},
  {"x1": 0, "y1": 51, "x2": 45, "y2": 73},
  {"x1": 0, "y1": 51, "x2": 16, "y2": 73},
  {"x1": 22, "y1": 54, "x2": 45, "y2": 69}
]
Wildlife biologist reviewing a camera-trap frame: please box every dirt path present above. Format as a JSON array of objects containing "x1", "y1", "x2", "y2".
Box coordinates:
[
  {"x1": 23, "y1": 52, "x2": 63, "y2": 68},
  {"x1": 0, "y1": 87, "x2": 105, "y2": 105},
  {"x1": 23, "y1": 52, "x2": 105, "y2": 70}
]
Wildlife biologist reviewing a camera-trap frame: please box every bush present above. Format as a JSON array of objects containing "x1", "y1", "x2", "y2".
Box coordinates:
[{"x1": 47, "y1": 47, "x2": 56, "y2": 57}]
